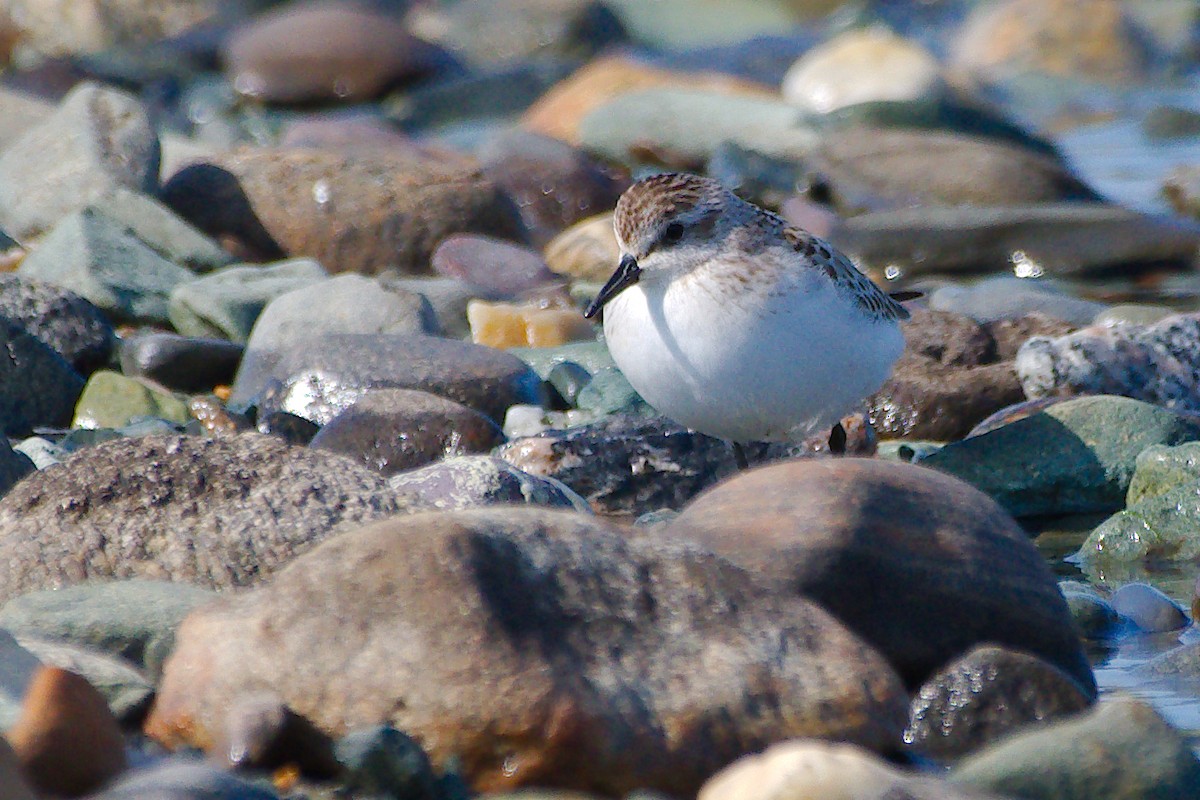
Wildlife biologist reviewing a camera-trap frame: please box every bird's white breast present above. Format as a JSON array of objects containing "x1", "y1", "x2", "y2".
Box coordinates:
[{"x1": 601, "y1": 267, "x2": 904, "y2": 443}]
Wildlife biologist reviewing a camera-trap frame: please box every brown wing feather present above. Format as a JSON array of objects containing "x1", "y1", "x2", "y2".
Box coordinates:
[{"x1": 782, "y1": 227, "x2": 911, "y2": 323}]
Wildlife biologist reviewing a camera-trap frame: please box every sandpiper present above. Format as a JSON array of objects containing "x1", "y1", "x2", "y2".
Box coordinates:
[{"x1": 584, "y1": 173, "x2": 911, "y2": 467}]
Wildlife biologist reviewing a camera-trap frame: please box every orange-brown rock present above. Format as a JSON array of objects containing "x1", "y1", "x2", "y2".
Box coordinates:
[
  {"x1": 522, "y1": 55, "x2": 776, "y2": 144},
  {"x1": 664, "y1": 458, "x2": 1095, "y2": 695},
  {"x1": 147, "y1": 507, "x2": 907, "y2": 797},
  {"x1": 7, "y1": 667, "x2": 126, "y2": 796}
]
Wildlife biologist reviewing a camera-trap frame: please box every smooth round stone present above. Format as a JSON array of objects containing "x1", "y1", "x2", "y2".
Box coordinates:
[
  {"x1": 905, "y1": 645, "x2": 1092, "y2": 761},
  {"x1": 0, "y1": 82, "x2": 159, "y2": 241},
  {"x1": 805, "y1": 126, "x2": 1099, "y2": 213},
  {"x1": 238, "y1": 334, "x2": 544, "y2": 427},
  {"x1": 381, "y1": 275, "x2": 485, "y2": 340},
  {"x1": 432, "y1": 234, "x2": 560, "y2": 295},
  {"x1": 0, "y1": 275, "x2": 114, "y2": 375},
  {"x1": 281, "y1": 114, "x2": 429, "y2": 150},
  {"x1": 547, "y1": 361, "x2": 592, "y2": 407},
  {"x1": 921, "y1": 395, "x2": 1200, "y2": 518},
  {"x1": 930, "y1": 278, "x2": 1105, "y2": 326},
  {"x1": 336, "y1": 726, "x2": 438, "y2": 798},
  {"x1": 521, "y1": 54, "x2": 777, "y2": 145},
  {"x1": 664, "y1": 458, "x2": 1096, "y2": 695},
  {"x1": 72, "y1": 370, "x2": 190, "y2": 430},
  {"x1": 120, "y1": 333, "x2": 244, "y2": 394},
  {"x1": 782, "y1": 27, "x2": 943, "y2": 114},
  {"x1": 700, "y1": 740, "x2": 993, "y2": 800},
  {"x1": 1110, "y1": 583, "x2": 1189, "y2": 632},
  {"x1": 224, "y1": 1, "x2": 451, "y2": 103},
  {"x1": 3, "y1": 0, "x2": 224, "y2": 56},
  {"x1": 0, "y1": 580, "x2": 216, "y2": 680},
  {"x1": 951, "y1": 0, "x2": 1153, "y2": 84},
  {"x1": 15, "y1": 636, "x2": 154, "y2": 723},
  {"x1": 544, "y1": 213, "x2": 621, "y2": 283},
  {"x1": 7, "y1": 666, "x2": 126, "y2": 797},
  {"x1": 0, "y1": 736, "x2": 34, "y2": 798},
  {"x1": 950, "y1": 697, "x2": 1200, "y2": 799},
  {"x1": 87, "y1": 760, "x2": 280, "y2": 800},
  {"x1": 161, "y1": 146, "x2": 526, "y2": 276},
  {"x1": 147, "y1": 508, "x2": 908, "y2": 796},
  {"x1": 1127, "y1": 442, "x2": 1200, "y2": 505},
  {"x1": 603, "y1": 0, "x2": 801, "y2": 49},
  {"x1": 388, "y1": 455, "x2": 589, "y2": 513},
  {"x1": 1093, "y1": 304, "x2": 1175, "y2": 326},
  {"x1": 0, "y1": 433, "x2": 407, "y2": 602},
  {"x1": 479, "y1": 130, "x2": 628, "y2": 247},
  {"x1": 1062, "y1": 591, "x2": 1121, "y2": 640},
  {"x1": 984, "y1": 314, "x2": 1076, "y2": 361},
  {"x1": 424, "y1": 0, "x2": 625, "y2": 68},
  {"x1": 168, "y1": 258, "x2": 330, "y2": 343},
  {"x1": 310, "y1": 389, "x2": 505, "y2": 476}
]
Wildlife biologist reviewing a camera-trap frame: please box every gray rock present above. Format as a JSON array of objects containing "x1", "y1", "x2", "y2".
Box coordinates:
[
  {"x1": 604, "y1": 0, "x2": 800, "y2": 49},
  {"x1": 1139, "y1": 640, "x2": 1200, "y2": 679},
  {"x1": 921, "y1": 395, "x2": 1200, "y2": 517},
  {"x1": 0, "y1": 275, "x2": 115, "y2": 374},
  {"x1": 0, "y1": 580, "x2": 216, "y2": 679},
  {"x1": 0, "y1": 629, "x2": 42, "y2": 731},
  {"x1": 18, "y1": 209, "x2": 196, "y2": 326},
  {"x1": 388, "y1": 455, "x2": 590, "y2": 512},
  {"x1": 0, "y1": 318, "x2": 84, "y2": 437},
  {"x1": 1110, "y1": 583, "x2": 1189, "y2": 632},
  {"x1": 950, "y1": 696, "x2": 1200, "y2": 800},
  {"x1": 0, "y1": 433, "x2": 408, "y2": 602},
  {"x1": 0, "y1": 82, "x2": 159, "y2": 241},
  {"x1": 0, "y1": 436, "x2": 34, "y2": 497},
  {"x1": 1061, "y1": 591, "x2": 1121, "y2": 640},
  {"x1": 83, "y1": 188, "x2": 232, "y2": 274},
  {"x1": 434, "y1": 0, "x2": 625, "y2": 68},
  {"x1": 930, "y1": 278, "x2": 1106, "y2": 326},
  {"x1": 380, "y1": 275, "x2": 486, "y2": 340},
  {"x1": 15, "y1": 635, "x2": 153, "y2": 722},
  {"x1": 834, "y1": 204, "x2": 1200, "y2": 276},
  {"x1": 168, "y1": 258, "x2": 329, "y2": 343},
  {"x1": 87, "y1": 759, "x2": 279, "y2": 800},
  {"x1": 1016, "y1": 312, "x2": 1200, "y2": 411},
  {"x1": 309, "y1": 389, "x2": 505, "y2": 476},
  {"x1": 335, "y1": 726, "x2": 438, "y2": 800},
  {"x1": 906, "y1": 645, "x2": 1092, "y2": 761},
  {"x1": 237, "y1": 334, "x2": 544, "y2": 426},
  {"x1": 578, "y1": 88, "x2": 812, "y2": 168},
  {"x1": 120, "y1": 333, "x2": 244, "y2": 394},
  {"x1": 242, "y1": 272, "x2": 439, "y2": 355}
]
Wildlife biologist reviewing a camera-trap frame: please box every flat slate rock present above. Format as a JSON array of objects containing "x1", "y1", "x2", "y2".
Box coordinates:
[{"x1": 0, "y1": 433, "x2": 408, "y2": 602}]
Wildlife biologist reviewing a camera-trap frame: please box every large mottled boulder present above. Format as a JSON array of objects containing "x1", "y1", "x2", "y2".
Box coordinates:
[
  {"x1": 0, "y1": 434, "x2": 407, "y2": 601},
  {"x1": 146, "y1": 508, "x2": 908, "y2": 797},
  {"x1": 662, "y1": 458, "x2": 1095, "y2": 695}
]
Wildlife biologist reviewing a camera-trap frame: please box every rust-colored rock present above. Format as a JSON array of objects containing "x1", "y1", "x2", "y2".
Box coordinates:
[
  {"x1": 161, "y1": 147, "x2": 525, "y2": 275},
  {"x1": 522, "y1": 55, "x2": 775, "y2": 144},
  {"x1": 664, "y1": 458, "x2": 1095, "y2": 696},
  {"x1": 147, "y1": 507, "x2": 907, "y2": 797},
  {"x1": 8, "y1": 667, "x2": 127, "y2": 796}
]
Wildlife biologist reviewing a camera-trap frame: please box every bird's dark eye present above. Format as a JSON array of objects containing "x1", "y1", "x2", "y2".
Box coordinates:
[{"x1": 662, "y1": 222, "x2": 685, "y2": 245}]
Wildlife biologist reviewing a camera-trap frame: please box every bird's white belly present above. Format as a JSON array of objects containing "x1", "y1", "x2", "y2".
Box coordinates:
[{"x1": 602, "y1": 278, "x2": 904, "y2": 443}]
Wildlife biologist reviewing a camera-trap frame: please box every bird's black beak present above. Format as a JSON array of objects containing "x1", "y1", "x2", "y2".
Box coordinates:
[{"x1": 584, "y1": 254, "x2": 640, "y2": 319}]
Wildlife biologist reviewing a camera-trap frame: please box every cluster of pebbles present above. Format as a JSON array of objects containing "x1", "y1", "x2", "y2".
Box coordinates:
[{"x1": 0, "y1": 0, "x2": 1198, "y2": 798}]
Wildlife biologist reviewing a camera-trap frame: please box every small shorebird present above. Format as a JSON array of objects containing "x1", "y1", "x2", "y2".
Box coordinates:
[{"x1": 584, "y1": 173, "x2": 912, "y2": 467}]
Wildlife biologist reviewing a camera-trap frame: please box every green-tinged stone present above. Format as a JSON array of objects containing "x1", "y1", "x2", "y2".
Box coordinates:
[
  {"x1": 1092, "y1": 304, "x2": 1175, "y2": 326},
  {"x1": 950, "y1": 697, "x2": 1200, "y2": 800},
  {"x1": 1061, "y1": 591, "x2": 1120, "y2": 639},
  {"x1": 511, "y1": 340, "x2": 615, "y2": 379},
  {"x1": 575, "y1": 366, "x2": 647, "y2": 417},
  {"x1": 72, "y1": 370, "x2": 190, "y2": 430},
  {"x1": 18, "y1": 209, "x2": 196, "y2": 325},
  {"x1": 1127, "y1": 442, "x2": 1200, "y2": 505},
  {"x1": 604, "y1": 0, "x2": 799, "y2": 48},
  {"x1": 1078, "y1": 479, "x2": 1200, "y2": 564},
  {"x1": 168, "y1": 258, "x2": 329, "y2": 342},
  {"x1": 921, "y1": 395, "x2": 1200, "y2": 517}
]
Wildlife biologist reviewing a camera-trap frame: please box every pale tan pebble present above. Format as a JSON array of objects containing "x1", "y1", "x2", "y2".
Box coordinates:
[
  {"x1": 544, "y1": 212, "x2": 621, "y2": 282},
  {"x1": 467, "y1": 300, "x2": 595, "y2": 348}
]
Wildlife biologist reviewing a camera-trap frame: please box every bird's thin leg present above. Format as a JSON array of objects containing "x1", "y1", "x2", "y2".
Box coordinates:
[
  {"x1": 828, "y1": 422, "x2": 847, "y2": 455},
  {"x1": 732, "y1": 442, "x2": 749, "y2": 470}
]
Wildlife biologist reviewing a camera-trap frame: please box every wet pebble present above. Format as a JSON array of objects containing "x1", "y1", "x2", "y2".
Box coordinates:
[
  {"x1": 72, "y1": 370, "x2": 191, "y2": 430},
  {"x1": 309, "y1": 388, "x2": 505, "y2": 477},
  {"x1": 929, "y1": 277, "x2": 1105, "y2": 326},
  {"x1": 1109, "y1": 583, "x2": 1189, "y2": 632},
  {"x1": 120, "y1": 332, "x2": 244, "y2": 394},
  {"x1": 335, "y1": 725, "x2": 439, "y2": 800},
  {"x1": 544, "y1": 212, "x2": 620, "y2": 283},
  {"x1": 88, "y1": 759, "x2": 279, "y2": 800},
  {"x1": 432, "y1": 233, "x2": 560, "y2": 294},
  {"x1": 388, "y1": 455, "x2": 589, "y2": 513}
]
